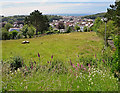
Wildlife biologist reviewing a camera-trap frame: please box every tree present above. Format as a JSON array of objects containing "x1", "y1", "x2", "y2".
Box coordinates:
[
  {"x1": 17, "y1": 32, "x2": 23, "y2": 39},
  {"x1": 24, "y1": 10, "x2": 49, "y2": 35},
  {"x1": 92, "y1": 17, "x2": 103, "y2": 32},
  {"x1": 83, "y1": 26, "x2": 88, "y2": 32},
  {"x1": 74, "y1": 25, "x2": 80, "y2": 32},
  {"x1": 97, "y1": 20, "x2": 117, "y2": 45},
  {"x1": 4, "y1": 23, "x2": 13, "y2": 31},
  {"x1": 9, "y1": 30, "x2": 18, "y2": 39},
  {"x1": 106, "y1": 0, "x2": 120, "y2": 34},
  {"x1": 105, "y1": 0, "x2": 120, "y2": 74},
  {"x1": 27, "y1": 25, "x2": 36, "y2": 38},
  {"x1": 66, "y1": 26, "x2": 72, "y2": 33},
  {"x1": 2, "y1": 28, "x2": 9, "y2": 40},
  {"x1": 21, "y1": 25, "x2": 28, "y2": 38},
  {"x1": 57, "y1": 22, "x2": 65, "y2": 31},
  {"x1": 21, "y1": 24, "x2": 36, "y2": 38}
]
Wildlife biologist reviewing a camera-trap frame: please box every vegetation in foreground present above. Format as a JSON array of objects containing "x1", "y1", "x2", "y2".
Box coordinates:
[{"x1": 2, "y1": 51, "x2": 118, "y2": 91}]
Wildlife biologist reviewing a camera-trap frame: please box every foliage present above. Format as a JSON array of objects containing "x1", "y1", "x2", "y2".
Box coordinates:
[
  {"x1": 10, "y1": 56, "x2": 23, "y2": 70},
  {"x1": 21, "y1": 25, "x2": 28, "y2": 38},
  {"x1": 16, "y1": 32, "x2": 23, "y2": 39},
  {"x1": 21, "y1": 24, "x2": 36, "y2": 38},
  {"x1": 112, "y1": 35, "x2": 120, "y2": 74},
  {"x1": 66, "y1": 26, "x2": 72, "y2": 33},
  {"x1": 4, "y1": 23, "x2": 13, "y2": 31},
  {"x1": 97, "y1": 20, "x2": 117, "y2": 45},
  {"x1": 92, "y1": 17, "x2": 103, "y2": 33},
  {"x1": 74, "y1": 25, "x2": 80, "y2": 32},
  {"x1": 27, "y1": 25, "x2": 36, "y2": 38},
  {"x1": 83, "y1": 26, "x2": 88, "y2": 32},
  {"x1": 47, "y1": 15, "x2": 63, "y2": 22},
  {"x1": 2, "y1": 28, "x2": 10, "y2": 40},
  {"x1": 106, "y1": 1, "x2": 120, "y2": 30},
  {"x1": 2, "y1": 54, "x2": 118, "y2": 91},
  {"x1": 57, "y1": 21, "x2": 65, "y2": 30},
  {"x1": 9, "y1": 30, "x2": 18, "y2": 39},
  {"x1": 25, "y1": 10, "x2": 49, "y2": 34},
  {"x1": 2, "y1": 15, "x2": 26, "y2": 23}
]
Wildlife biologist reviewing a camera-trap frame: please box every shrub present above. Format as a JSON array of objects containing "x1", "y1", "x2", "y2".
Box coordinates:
[
  {"x1": 111, "y1": 35, "x2": 120, "y2": 78},
  {"x1": 10, "y1": 56, "x2": 23, "y2": 70}
]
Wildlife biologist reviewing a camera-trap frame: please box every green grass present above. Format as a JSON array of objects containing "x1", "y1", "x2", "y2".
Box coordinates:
[
  {"x1": 2, "y1": 32, "x2": 104, "y2": 64},
  {"x1": 2, "y1": 32, "x2": 118, "y2": 91}
]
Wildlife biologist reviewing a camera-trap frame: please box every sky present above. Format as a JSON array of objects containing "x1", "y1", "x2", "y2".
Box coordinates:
[{"x1": 0, "y1": 0, "x2": 116, "y2": 16}]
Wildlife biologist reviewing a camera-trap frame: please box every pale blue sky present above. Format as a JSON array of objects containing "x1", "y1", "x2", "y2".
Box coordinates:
[
  {"x1": 0, "y1": 0, "x2": 115, "y2": 16},
  {"x1": 0, "y1": 0, "x2": 115, "y2": 2}
]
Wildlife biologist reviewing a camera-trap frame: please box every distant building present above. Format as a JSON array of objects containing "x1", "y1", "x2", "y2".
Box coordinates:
[{"x1": 9, "y1": 28, "x2": 20, "y2": 32}]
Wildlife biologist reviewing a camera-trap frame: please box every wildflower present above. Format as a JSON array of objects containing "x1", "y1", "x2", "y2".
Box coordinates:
[
  {"x1": 51, "y1": 55, "x2": 53, "y2": 59},
  {"x1": 38, "y1": 53, "x2": 40, "y2": 57},
  {"x1": 70, "y1": 59, "x2": 72, "y2": 66},
  {"x1": 22, "y1": 61, "x2": 24, "y2": 65},
  {"x1": 88, "y1": 64, "x2": 91, "y2": 68},
  {"x1": 84, "y1": 68, "x2": 86, "y2": 71},
  {"x1": 15, "y1": 70, "x2": 16, "y2": 73},
  {"x1": 73, "y1": 64, "x2": 75, "y2": 68},
  {"x1": 95, "y1": 54, "x2": 96, "y2": 58},
  {"x1": 77, "y1": 86, "x2": 79, "y2": 88},
  {"x1": 25, "y1": 66, "x2": 28, "y2": 71},
  {"x1": 89, "y1": 78, "x2": 92, "y2": 81},
  {"x1": 34, "y1": 61, "x2": 36, "y2": 64},
  {"x1": 78, "y1": 55, "x2": 79, "y2": 57},
  {"x1": 47, "y1": 61, "x2": 49, "y2": 63},
  {"x1": 91, "y1": 82, "x2": 93, "y2": 85},
  {"x1": 81, "y1": 64, "x2": 83, "y2": 68},
  {"x1": 102, "y1": 59, "x2": 105, "y2": 63},
  {"x1": 75, "y1": 67, "x2": 78, "y2": 70},
  {"x1": 77, "y1": 63, "x2": 80, "y2": 67},
  {"x1": 17, "y1": 68, "x2": 20, "y2": 72}
]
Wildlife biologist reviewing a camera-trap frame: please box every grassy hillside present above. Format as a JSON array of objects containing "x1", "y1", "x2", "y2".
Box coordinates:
[
  {"x1": 2, "y1": 32, "x2": 103, "y2": 64},
  {"x1": 82, "y1": 12, "x2": 106, "y2": 19},
  {"x1": 2, "y1": 32, "x2": 118, "y2": 91}
]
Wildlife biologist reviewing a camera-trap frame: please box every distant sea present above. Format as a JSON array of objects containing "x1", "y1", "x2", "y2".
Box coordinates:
[{"x1": 45, "y1": 14, "x2": 91, "y2": 16}]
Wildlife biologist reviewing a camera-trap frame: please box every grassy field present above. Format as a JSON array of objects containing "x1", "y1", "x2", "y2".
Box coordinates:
[
  {"x1": 2, "y1": 32, "x2": 104, "y2": 64},
  {"x1": 2, "y1": 32, "x2": 118, "y2": 91}
]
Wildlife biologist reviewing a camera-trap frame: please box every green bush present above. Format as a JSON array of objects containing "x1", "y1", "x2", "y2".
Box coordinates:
[
  {"x1": 112, "y1": 35, "x2": 120, "y2": 75},
  {"x1": 10, "y1": 56, "x2": 23, "y2": 70}
]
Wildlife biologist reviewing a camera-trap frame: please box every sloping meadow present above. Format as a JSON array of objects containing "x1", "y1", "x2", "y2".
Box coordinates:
[{"x1": 2, "y1": 32, "x2": 118, "y2": 91}]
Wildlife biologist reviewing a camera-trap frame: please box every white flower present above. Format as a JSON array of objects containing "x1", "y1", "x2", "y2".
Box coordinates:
[
  {"x1": 17, "y1": 68, "x2": 20, "y2": 72},
  {"x1": 89, "y1": 78, "x2": 92, "y2": 82},
  {"x1": 77, "y1": 86, "x2": 79, "y2": 88},
  {"x1": 91, "y1": 82, "x2": 93, "y2": 85},
  {"x1": 15, "y1": 70, "x2": 16, "y2": 73}
]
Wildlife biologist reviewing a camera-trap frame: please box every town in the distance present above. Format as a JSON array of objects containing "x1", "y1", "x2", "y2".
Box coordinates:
[{"x1": 1, "y1": 13, "x2": 103, "y2": 36}]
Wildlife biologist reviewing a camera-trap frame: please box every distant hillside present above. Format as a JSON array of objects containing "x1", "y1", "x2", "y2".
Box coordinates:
[
  {"x1": 82, "y1": 12, "x2": 106, "y2": 19},
  {"x1": 1, "y1": 15, "x2": 62, "y2": 23}
]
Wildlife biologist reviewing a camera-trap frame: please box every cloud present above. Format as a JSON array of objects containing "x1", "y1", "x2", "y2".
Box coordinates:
[{"x1": 1, "y1": 2, "x2": 113, "y2": 16}]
